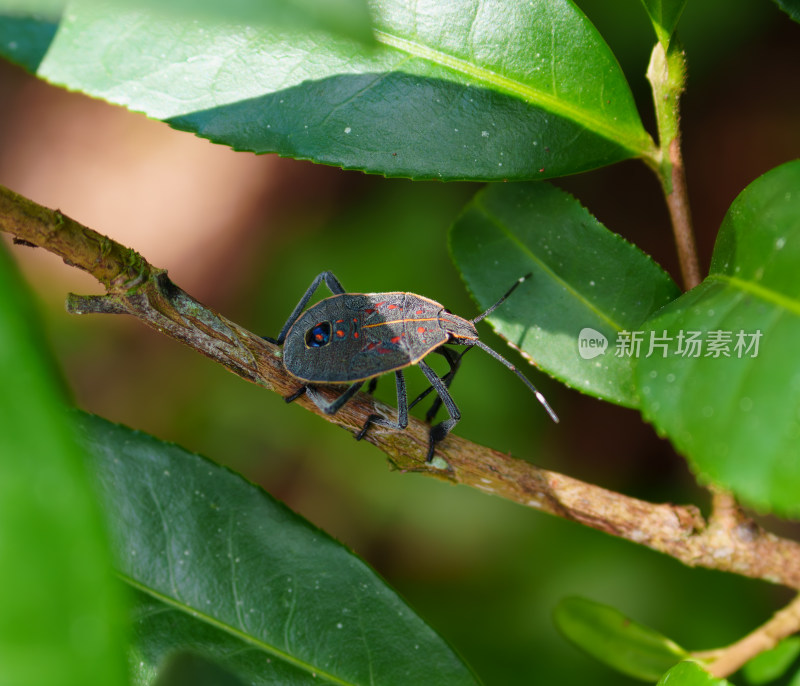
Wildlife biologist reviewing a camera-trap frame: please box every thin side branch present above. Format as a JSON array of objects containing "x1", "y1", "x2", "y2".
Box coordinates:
[
  {"x1": 663, "y1": 138, "x2": 701, "y2": 289},
  {"x1": 699, "y1": 593, "x2": 800, "y2": 678},
  {"x1": 4, "y1": 185, "x2": 800, "y2": 590},
  {"x1": 645, "y1": 43, "x2": 741, "y2": 528}
]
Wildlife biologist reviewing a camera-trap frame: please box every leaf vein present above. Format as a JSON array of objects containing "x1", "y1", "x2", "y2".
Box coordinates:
[
  {"x1": 373, "y1": 30, "x2": 651, "y2": 155},
  {"x1": 120, "y1": 575, "x2": 357, "y2": 686},
  {"x1": 708, "y1": 274, "x2": 800, "y2": 317},
  {"x1": 318, "y1": 60, "x2": 414, "y2": 127},
  {"x1": 473, "y1": 197, "x2": 625, "y2": 332},
  {"x1": 144, "y1": 473, "x2": 179, "y2": 600}
]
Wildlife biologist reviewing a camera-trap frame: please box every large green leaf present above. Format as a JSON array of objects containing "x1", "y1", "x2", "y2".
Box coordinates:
[
  {"x1": 553, "y1": 597, "x2": 686, "y2": 681},
  {"x1": 0, "y1": 0, "x2": 653, "y2": 180},
  {"x1": 153, "y1": 650, "x2": 248, "y2": 686},
  {"x1": 0, "y1": 244, "x2": 127, "y2": 686},
  {"x1": 0, "y1": 0, "x2": 374, "y2": 42},
  {"x1": 450, "y1": 181, "x2": 679, "y2": 407},
  {"x1": 772, "y1": 0, "x2": 800, "y2": 24},
  {"x1": 75, "y1": 412, "x2": 479, "y2": 685},
  {"x1": 0, "y1": 14, "x2": 57, "y2": 70},
  {"x1": 0, "y1": 0, "x2": 61, "y2": 19},
  {"x1": 656, "y1": 661, "x2": 730, "y2": 686},
  {"x1": 637, "y1": 161, "x2": 800, "y2": 516}
]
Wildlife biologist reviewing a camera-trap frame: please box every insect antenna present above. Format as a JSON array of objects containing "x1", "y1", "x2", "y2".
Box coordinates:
[
  {"x1": 471, "y1": 273, "x2": 532, "y2": 324},
  {"x1": 470, "y1": 339, "x2": 559, "y2": 423}
]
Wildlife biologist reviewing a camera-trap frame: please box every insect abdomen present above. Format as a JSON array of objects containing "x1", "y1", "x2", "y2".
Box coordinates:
[{"x1": 283, "y1": 292, "x2": 449, "y2": 384}]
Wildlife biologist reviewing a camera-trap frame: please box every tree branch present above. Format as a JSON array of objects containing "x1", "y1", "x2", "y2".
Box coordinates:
[{"x1": 4, "y1": 184, "x2": 800, "y2": 591}]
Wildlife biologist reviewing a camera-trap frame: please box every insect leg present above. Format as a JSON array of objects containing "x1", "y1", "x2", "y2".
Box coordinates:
[
  {"x1": 417, "y1": 359, "x2": 461, "y2": 462},
  {"x1": 304, "y1": 381, "x2": 364, "y2": 415},
  {"x1": 356, "y1": 371, "x2": 408, "y2": 441},
  {"x1": 422, "y1": 347, "x2": 472, "y2": 422},
  {"x1": 408, "y1": 348, "x2": 457, "y2": 412},
  {"x1": 265, "y1": 271, "x2": 346, "y2": 344},
  {"x1": 284, "y1": 386, "x2": 307, "y2": 403}
]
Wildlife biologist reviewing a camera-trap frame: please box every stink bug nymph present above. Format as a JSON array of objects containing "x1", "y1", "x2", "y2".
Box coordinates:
[{"x1": 266, "y1": 271, "x2": 558, "y2": 462}]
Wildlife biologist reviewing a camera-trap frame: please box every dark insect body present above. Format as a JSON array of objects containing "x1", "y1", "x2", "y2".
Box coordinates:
[{"x1": 266, "y1": 271, "x2": 558, "y2": 462}]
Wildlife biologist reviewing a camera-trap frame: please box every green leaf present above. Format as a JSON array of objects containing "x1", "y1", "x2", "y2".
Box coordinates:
[
  {"x1": 121, "y1": 0, "x2": 375, "y2": 44},
  {"x1": 639, "y1": 0, "x2": 689, "y2": 46},
  {"x1": 75, "y1": 413, "x2": 479, "y2": 685},
  {"x1": 0, "y1": 244, "x2": 127, "y2": 686},
  {"x1": 743, "y1": 637, "x2": 800, "y2": 684},
  {"x1": 0, "y1": 0, "x2": 374, "y2": 43},
  {"x1": 449, "y1": 181, "x2": 679, "y2": 407},
  {"x1": 153, "y1": 651, "x2": 248, "y2": 686},
  {"x1": 0, "y1": 14, "x2": 58, "y2": 71},
  {"x1": 637, "y1": 161, "x2": 800, "y2": 516},
  {"x1": 553, "y1": 597, "x2": 686, "y2": 681},
  {"x1": 0, "y1": 0, "x2": 61, "y2": 19},
  {"x1": 772, "y1": 0, "x2": 800, "y2": 24},
  {"x1": 657, "y1": 661, "x2": 730, "y2": 685},
  {"x1": 0, "y1": 0, "x2": 653, "y2": 180}
]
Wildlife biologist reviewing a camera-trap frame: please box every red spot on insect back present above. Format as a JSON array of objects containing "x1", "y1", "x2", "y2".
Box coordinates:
[
  {"x1": 417, "y1": 326, "x2": 425, "y2": 334},
  {"x1": 390, "y1": 336, "x2": 401, "y2": 344},
  {"x1": 364, "y1": 308, "x2": 375, "y2": 315},
  {"x1": 388, "y1": 304, "x2": 398, "y2": 310},
  {"x1": 336, "y1": 319, "x2": 344, "y2": 323},
  {"x1": 336, "y1": 330, "x2": 345, "y2": 338},
  {"x1": 416, "y1": 309, "x2": 424, "y2": 315},
  {"x1": 353, "y1": 332, "x2": 359, "y2": 339}
]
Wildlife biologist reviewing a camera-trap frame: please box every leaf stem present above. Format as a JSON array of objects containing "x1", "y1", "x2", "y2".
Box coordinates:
[
  {"x1": 645, "y1": 43, "x2": 744, "y2": 535},
  {"x1": 646, "y1": 41, "x2": 702, "y2": 290},
  {"x1": 4, "y1": 187, "x2": 800, "y2": 589}
]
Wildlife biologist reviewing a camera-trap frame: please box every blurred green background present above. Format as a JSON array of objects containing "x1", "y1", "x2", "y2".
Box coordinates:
[{"x1": 1, "y1": 0, "x2": 798, "y2": 683}]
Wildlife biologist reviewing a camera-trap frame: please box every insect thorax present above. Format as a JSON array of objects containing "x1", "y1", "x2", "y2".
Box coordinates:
[{"x1": 438, "y1": 312, "x2": 479, "y2": 340}]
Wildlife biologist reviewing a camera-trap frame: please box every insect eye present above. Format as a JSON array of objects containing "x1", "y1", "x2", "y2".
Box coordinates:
[{"x1": 305, "y1": 322, "x2": 332, "y2": 348}]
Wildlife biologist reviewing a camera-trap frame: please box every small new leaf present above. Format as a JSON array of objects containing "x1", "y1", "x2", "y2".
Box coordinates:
[
  {"x1": 657, "y1": 661, "x2": 731, "y2": 685},
  {"x1": 553, "y1": 596, "x2": 687, "y2": 680},
  {"x1": 639, "y1": 0, "x2": 689, "y2": 47},
  {"x1": 743, "y1": 637, "x2": 800, "y2": 684}
]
